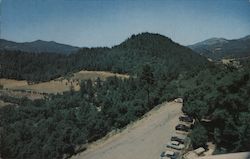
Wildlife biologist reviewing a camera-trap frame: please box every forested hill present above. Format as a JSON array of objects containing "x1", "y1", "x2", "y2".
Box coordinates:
[
  {"x1": 111, "y1": 33, "x2": 208, "y2": 75},
  {"x1": 188, "y1": 35, "x2": 250, "y2": 60},
  {"x1": 0, "y1": 32, "x2": 209, "y2": 82},
  {"x1": 0, "y1": 39, "x2": 79, "y2": 54},
  {"x1": 1, "y1": 33, "x2": 250, "y2": 159}
]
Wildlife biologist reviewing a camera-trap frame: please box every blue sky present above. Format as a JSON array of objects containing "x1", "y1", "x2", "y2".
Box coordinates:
[{"x1": 1, "y1": 0, "x2": 250, "y2": 47}]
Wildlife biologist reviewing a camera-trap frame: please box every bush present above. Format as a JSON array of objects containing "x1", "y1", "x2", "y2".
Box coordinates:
[{"x1": 190, "y1": 123, "x2": 208, "y2": 149}]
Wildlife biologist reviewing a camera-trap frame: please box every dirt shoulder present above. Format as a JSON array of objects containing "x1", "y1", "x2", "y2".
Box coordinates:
[{"x1": 71, "y1": 101, "x2": 182, "y2": 159}]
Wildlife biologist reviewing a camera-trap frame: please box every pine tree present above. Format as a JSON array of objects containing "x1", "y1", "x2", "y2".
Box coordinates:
[{"x1": 139, "y1": 64, "x2": 154, "y2": 106}]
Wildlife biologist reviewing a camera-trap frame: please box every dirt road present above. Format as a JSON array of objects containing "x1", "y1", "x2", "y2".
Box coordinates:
[{"x1": 71, "y1": 101, "x2": 182, "y2": 159}]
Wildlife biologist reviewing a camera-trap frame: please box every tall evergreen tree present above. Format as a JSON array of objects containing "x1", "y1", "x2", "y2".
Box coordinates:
[{"x1": 139, "y1": 64, "x2": 154, "y2": 106}]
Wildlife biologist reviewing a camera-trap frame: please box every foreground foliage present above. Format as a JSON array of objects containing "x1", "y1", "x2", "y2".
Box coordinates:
[
  {"x1": 0, "y1": 67, "x2": 180, "y2": 159},
  {"x1": 182, "y1": 62, "x2": 250, "y2": 153}
]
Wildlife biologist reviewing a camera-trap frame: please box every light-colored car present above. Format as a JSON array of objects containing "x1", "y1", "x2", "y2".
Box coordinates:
[
  {"x1": 174, "y1": 98, "x2": 183, "y2": 103},
  {"x1": 166, "y1": 141, "x2": 185, "y2": 150}
]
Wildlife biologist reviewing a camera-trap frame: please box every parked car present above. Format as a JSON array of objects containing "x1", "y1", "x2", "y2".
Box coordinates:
[
  {"x1": 165, "y1": 150, "x2": 178, "y2": 159},
  {"x1": 160, "y1": 151, "x2": 166, "y2": 157},
  {"x1": 175, "y1": 124, "x2": 189, "y2": 132},
  {"x1": 160, "y1": 150, "x2": 178, "y2": 159},
  {"x1": 166, "y1": 141, "x2": 185, "y2": 150},
  {"x1": 179, "y1": 115, "x2": 193, "y2": 123},
  {"x1": 174, "y1": 98, "x2": 183, "y2": 103},
  {"x1": 171, "y1": 136, "x2": 185, "y2": 144}
]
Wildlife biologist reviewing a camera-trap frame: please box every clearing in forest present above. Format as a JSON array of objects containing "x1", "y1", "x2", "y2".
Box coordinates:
[{"x1": 0, "y1": 70, "x2": 129, "y2": 94}]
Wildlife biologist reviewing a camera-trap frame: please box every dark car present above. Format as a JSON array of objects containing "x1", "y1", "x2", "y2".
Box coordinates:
[
  {"x1": 160, "y1": 151, "x2": 178, "y2": 159},
  {"x1": 171, "y1": 136, "x2": 185, "y2": 144},
  {"x1": 165, "y1": 150, "x2": 178, "y2": 159},
  {"x1": 160, "y1": 151, "x2": 165, "y2": 157},
  {"x1": 179, "y1": 115, "x2": 193, "y2": 123},
  {"x1": 175, "y1": 124, "x2": 189, "y2": 132}
]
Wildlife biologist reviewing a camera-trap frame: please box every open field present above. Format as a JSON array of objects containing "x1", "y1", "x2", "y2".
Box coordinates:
[
  {"x1": 0, "y1": 70, "x2": 129, "y2": 95},
  {"x1": 14, "y1": 80, "x2": 76, "y2": 94},
  {"x1": 0, "y1": 79, "x2": 28, "y2": 89},
  {"x1": 71, "y1": 70, "x2": 129, "y2": 81},
  {"x1": 71, "y1": 101, "x2": 182, "y2": 159}
]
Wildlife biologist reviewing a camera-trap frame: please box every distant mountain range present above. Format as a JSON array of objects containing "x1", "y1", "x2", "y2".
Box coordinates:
[
  {"x1": 188, "y1": 35, "x2": 250, "y2": 60},
  {"x1": 0, "y1": 39, "x2": 79, "y2": 54},
  {"x1": 2, "y1": 34, "x2": 249, "y2": 60},
  {"x1": 0, "y1": 32, "x2": 208, "y2": 81}
]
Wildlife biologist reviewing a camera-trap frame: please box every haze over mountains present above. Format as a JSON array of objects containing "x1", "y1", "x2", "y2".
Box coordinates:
[
  {"x1": 2, "y1": 34, "x2": 250, "y2": 61},
  {"x1": 188, "y1": 35, "x2": 250, "y2": 60},
  {"x1": 0, "y1": 39, "x2": 79, "y2": 54}
]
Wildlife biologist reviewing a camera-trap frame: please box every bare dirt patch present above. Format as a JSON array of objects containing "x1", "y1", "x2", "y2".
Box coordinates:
[{"x1": 71, "y1": 101, "x2": 182, "y2": 159}]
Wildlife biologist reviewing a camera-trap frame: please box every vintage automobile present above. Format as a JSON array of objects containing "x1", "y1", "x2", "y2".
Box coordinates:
[
  {"x1": 179, "y1": 115, "x2": 193, "y2": 123},
  {"x1": 175, "y1": 124, "x2": 190, "y2": 132},
  {"x1": 160, "y1": 150, "x2": 178, "y2": 159},
  {"x1": 166, "y1": 141, "x2": 185, "y2": 150},
  {"x1": 171, "y1": 136, "x2": 185, "y2": 144}
]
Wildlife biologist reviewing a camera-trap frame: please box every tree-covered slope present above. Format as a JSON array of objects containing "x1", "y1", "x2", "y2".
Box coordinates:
[
  {"x1": 110, "y1": 33, "x2": 209, "y2": 75},
  {"x1": 0, "y1": 39, "x2": 79, "y2": 54},
  {"x1": 0, "y1": 33, "x2": 209, "y2": 82},
  {"x1": 0, "y1": 33, "x2": 250, "y2": 159},
  {"x1": 189, "y1": 35, "x2": 250, "y2": 60},
  {"x1": 178, "y1": 61, "x2": 250, "y2": 153}
]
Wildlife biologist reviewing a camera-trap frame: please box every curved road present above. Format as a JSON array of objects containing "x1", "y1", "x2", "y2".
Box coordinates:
[{"x1": 71, "y1": 101, "x2": 182, "y2": 159}]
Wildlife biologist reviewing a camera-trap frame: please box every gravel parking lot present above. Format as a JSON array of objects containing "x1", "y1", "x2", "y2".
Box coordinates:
[{"x1": 71, "y1": 101, "x2": 182, "y2": 159}]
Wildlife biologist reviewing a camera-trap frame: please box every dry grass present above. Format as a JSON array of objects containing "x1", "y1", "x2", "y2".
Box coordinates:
[
  {"x1": 0, "y1": 79, "x2": 28, "y2": 89},
  {"x1": 0, "y1": 70, "x2": 129, "y2": 94},
  {"x1": 15, "y1": 80, "x2": 73, "y2": 94},
  {"x1": 72, "y1": 70, "x2": 129, "y2": 81},
  {"x1": 221, "y1": 58, "x2": 234, "y2": 64},
  {"x1": 221, "y1": 58, "x2": 240, "y2": 67}
]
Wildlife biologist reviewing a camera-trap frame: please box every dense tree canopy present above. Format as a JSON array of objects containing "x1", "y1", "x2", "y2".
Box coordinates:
[
  {"x1": 0, "y1": 33, "x2": 249, "y2": 158},
  {"x1": 181, "y1": 61, "x2": 250, "y2": 153},
  {"x1": 0, "y1": 73, "x2": 176, "y2": 159},
  {"x1": 0, "y1": 33, "x2": 208, "y2": 82}
]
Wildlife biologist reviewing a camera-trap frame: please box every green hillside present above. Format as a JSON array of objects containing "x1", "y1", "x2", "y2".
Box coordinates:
[
  {"x1": 1, "y1": 33, "x2": 249, "y2": 159},
  {"x1": 0, "y1": 33, "x2": 208, "y2": 82},
  {"x1": 0, "y1": 39, "x2": 79, "y2": 54},
  {"x1": 189, "y1": 35, "x2": 250, "y2": 60}
]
